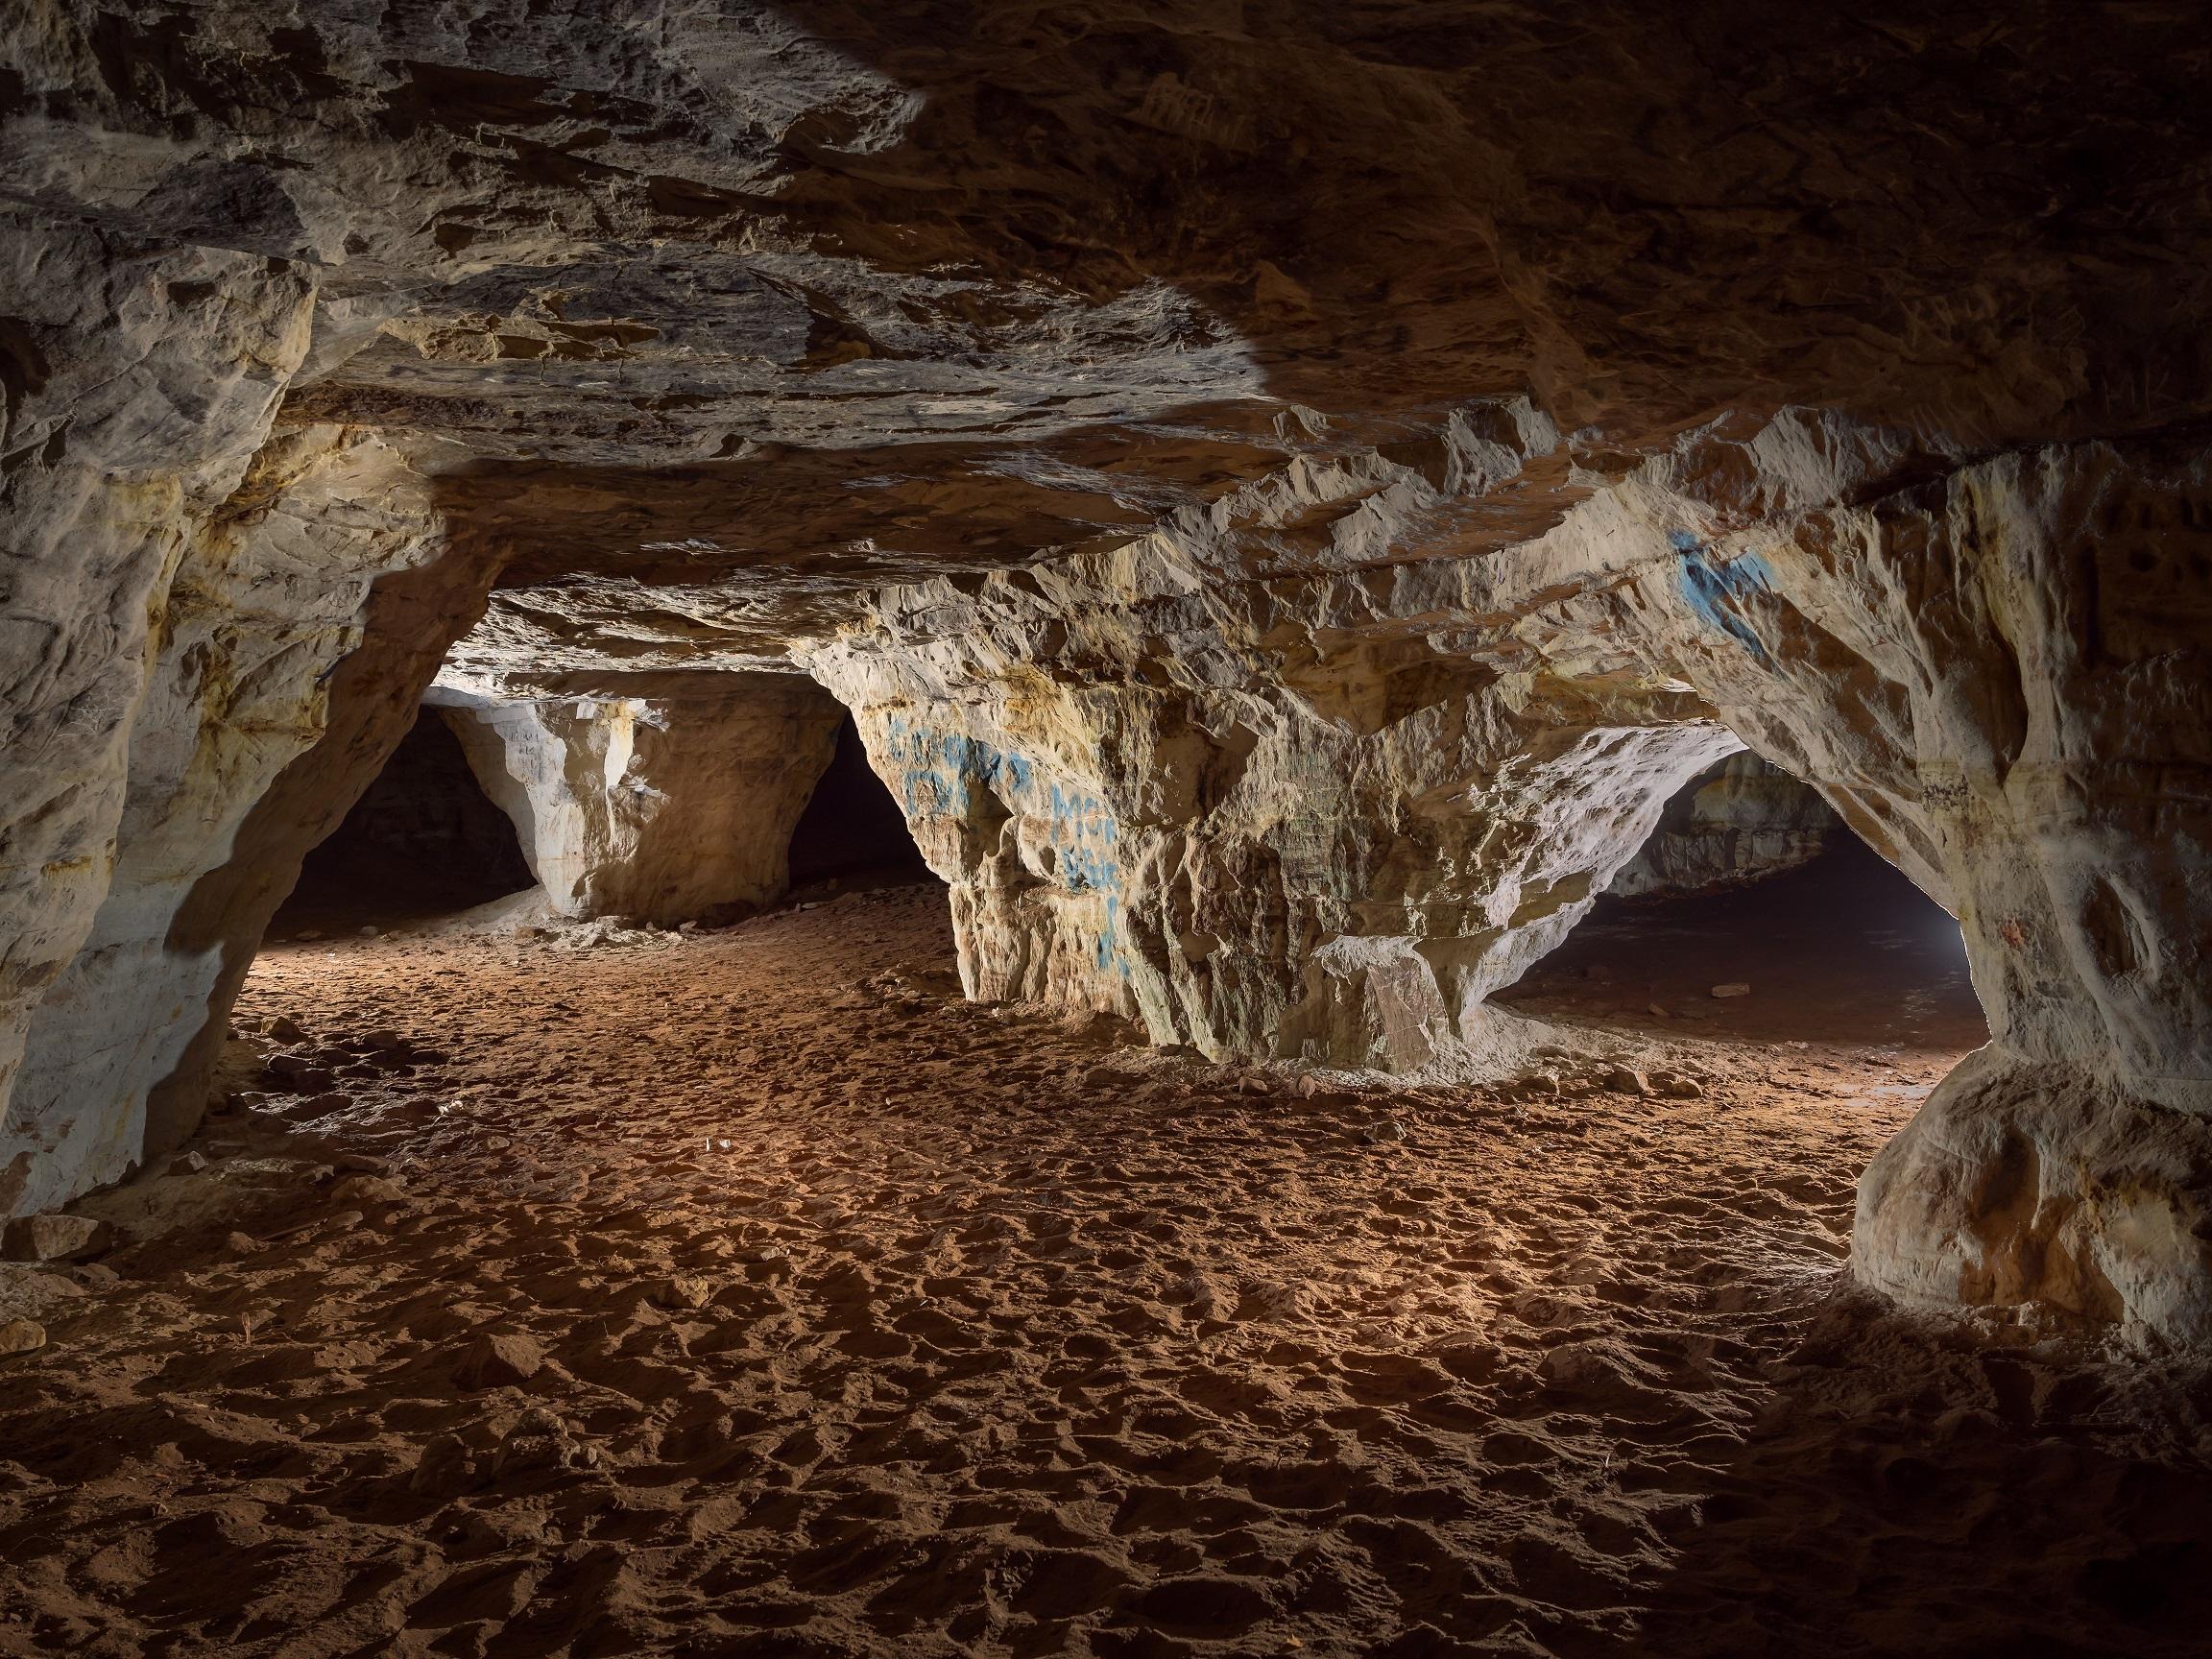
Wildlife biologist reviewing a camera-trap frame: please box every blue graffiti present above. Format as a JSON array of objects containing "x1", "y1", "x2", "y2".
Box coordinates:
[
  {"x1": 1671, "y1": 532, "x2": 1773, "y2": 663},
  {"x1": 881, "y1": 716, "x2": 1039, "y2": 819},
  {"x1": 881, "y1": 714, "x2": 1133, "y2": 978}
]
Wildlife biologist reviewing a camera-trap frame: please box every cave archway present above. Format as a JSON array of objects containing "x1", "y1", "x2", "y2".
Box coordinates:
[
  {"x1": 274, "y1": 707, "x2": 537, "y2": 933},
  {"x1": 1498, "y1": 751, "x2": 1984, "y2": 1052},
  {"x1": 786, "y1": 712, "x2": 933, "y2": 892}
]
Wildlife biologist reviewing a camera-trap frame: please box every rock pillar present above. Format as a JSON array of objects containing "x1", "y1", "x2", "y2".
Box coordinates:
[{"x1": 441, "y1": 675, "x2": 845, "y2": 924}]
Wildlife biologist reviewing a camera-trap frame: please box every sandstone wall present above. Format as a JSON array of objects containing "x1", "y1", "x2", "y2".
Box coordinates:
[
  {"x1": 0, "y1": 212, "x2": 318, "y2": 1213},
  {"x1": 440, "y1": 677, "x2": 845, "y2": 924},
  {"x1": 2, "y1": 430, "x2": 502, "y2": 1217},
  {"x1": 1606, "y1": 753, "x2": 1839, "y2": 897},
  {"x1": 808, "y1": 406, "x2": 2212, "y2": 1345},
  {"x1": 801, "y1": 403, "x2": 1741, "y2": 1073}
]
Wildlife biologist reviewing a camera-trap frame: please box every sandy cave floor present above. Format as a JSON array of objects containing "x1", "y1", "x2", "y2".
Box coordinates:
[{"x1": 3, "y1": 862, "x2": 2211, "y2": 1658}]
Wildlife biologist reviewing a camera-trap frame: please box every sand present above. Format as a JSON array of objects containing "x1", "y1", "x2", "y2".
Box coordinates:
[{"x1": 2, "y1": 860, "x2": 2208, "y2": 1658}]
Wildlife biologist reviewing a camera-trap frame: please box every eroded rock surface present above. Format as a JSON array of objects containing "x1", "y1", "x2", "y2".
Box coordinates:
[
  {"x1": 439, "y1": 675, "x2": 843, "y2": 923},
  {"x1": 2, "y1": 4, "x2": 2209, "y2": 1346},
  {"x1": 1608, "y1": 754, "x2": 1839, "y2": 897}
]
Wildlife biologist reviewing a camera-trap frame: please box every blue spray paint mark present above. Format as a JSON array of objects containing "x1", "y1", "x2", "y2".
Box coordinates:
[
  {"x1": 880, "y1": 714, "x2": 1134, "y2": 977},
  {"x1": 1671, "y1": 532, "x2": 1774, "y2": 663}
]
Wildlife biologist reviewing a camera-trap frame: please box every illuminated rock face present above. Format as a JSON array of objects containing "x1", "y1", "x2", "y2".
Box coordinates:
[
  {"x1": 1606, "y1": 754, "x2": 1839, "y2": 897},
  {"x1": 441, "y1": 678, "x2": 844, "y2": 924},
  {"x1": 0, "y1": 422, "x2": 500, "y2": 1218},
  {"x1": 807, "y1": 413, "x2": 2212, "y2": 1344},
  {"x1": 0, "y1": 5, "x2": 2207, "y2": 1342}
]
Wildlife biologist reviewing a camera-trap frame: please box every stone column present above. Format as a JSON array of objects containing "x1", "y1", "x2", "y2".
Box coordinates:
[
  {"x1": 0, "y1": 211, "x2": 317, "y2": 1215},
  {"x1": 1568, "y1": 414, "x2": 2212, "y2": 1346},
  {"x1": 441, "y1": 674, "x2": 845, "y2": 924},
  {"x1": 805, "y1": 573, "x2": 1731, "y2": 1074}
]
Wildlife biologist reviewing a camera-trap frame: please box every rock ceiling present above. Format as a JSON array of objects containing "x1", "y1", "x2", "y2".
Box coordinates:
[{"x1": 12, "y1": 1, "x2": 2210, "y2": 685}]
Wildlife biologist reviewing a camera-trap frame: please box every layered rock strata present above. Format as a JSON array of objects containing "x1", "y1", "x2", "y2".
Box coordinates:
[
  {"x1": 439, "y1": 676, "x2": 844, "y2": 923},
  {"x1": 1606, "y1": 753, "x2": 1840, "y2": 897}
]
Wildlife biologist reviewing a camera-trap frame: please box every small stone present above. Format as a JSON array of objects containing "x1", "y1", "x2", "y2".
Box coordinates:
[
  {"x1": 1649, "y1": 1070, "x2": 1706, "y2": 1098},
  {"x1": 226, "y1": 1231, "x2": 266, "y2": 1256},
  {"x1": 168, "y1": 1150, "x2": 209, "y2": 1176},
  {"x1": 335, "y1": 1153, "x2": 394, "y2": 1176},
  {"x1": 294, "y1": 928, "x2": 324, "y2": 942},
  {"x1": 1647, "y1": 1002, "x2": 1671, "y2": 1019},
  {"x1": 2, "y1": 1213, "x2": 115, "y2": 1263},
  {"x1": 358, "y1": 1028, "x2": 406, "y2": 1051},
  {"x1": 1601, "y1": 1066, "x2": 1651, "y2": 1096},
  {"x1": 650, "y1": 1274, "x2": 716, "y2": 1310},
  {"x1": 330, "y1": 1174, "x2": 406, "y2": 1207},
  {"x1": 409, "y1": 1432, "x2": 473, "y2": 1497},
  {"x1": 492, "y1": 1407, "x2": 586, "y2": 1475},
  {"x1": 454, "y1": 1331, "x2": 544, "y2": 1390},
  {"x1": 1362, "y1": 1118, "x2": 1409, "y2": 1143},
  {"x1": 267, "y1": 1015, "x2": 306, "y2": 1044},
  {"x1": 1711, "y1": 982, "x2": 1751, "y2": 998},
  {"x1": 0, "y1": 1320, "x2": 47, "y2": 1358},
  {"x1": 358, "y1": 926, "x2": 380, "y2": 938}
]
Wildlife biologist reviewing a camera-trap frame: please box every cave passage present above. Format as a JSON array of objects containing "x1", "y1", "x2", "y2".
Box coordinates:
[
  {"x1": 1500, "y1": 757, "x2": 1985, "y2": 1055},
  {"x1": 786, "y1": 712, "x2": 934, "y2": 891},
  {"x1": 275, "y1": 708, "x2": 537, "y2": 933}
]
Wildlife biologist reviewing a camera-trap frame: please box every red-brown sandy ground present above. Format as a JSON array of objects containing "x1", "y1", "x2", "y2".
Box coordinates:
[{"x1": 2, "y1": 854, "x2": 2207, "y2": 1658}]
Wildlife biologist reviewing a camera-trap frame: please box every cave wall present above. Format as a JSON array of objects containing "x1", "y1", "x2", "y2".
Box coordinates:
[
  {"x1": 0, "y1": 213, "x2": 314, "y2": 1213},
  {"x1": 801, "y1": 404, "x2": 1744, "y2": 1071},
  {"x1": 805, "y1": 406, "x2": 2212, "y2": 1344},
  {"x1": 1606, "y1": 753, "x2": 1839, "y2": 897},
  {"x1": 0, "y1": 417, "x2": 503, "y2": 1217},
  {"x1": 440, "y1": 676, "x2": 845, "y2": 924},
  {"x1": 2, "y1": 2, "x2": 2208, "y2": 1347},
  {"x1": 0, "y1": 207, "x2": 504, "y2": 1216}
]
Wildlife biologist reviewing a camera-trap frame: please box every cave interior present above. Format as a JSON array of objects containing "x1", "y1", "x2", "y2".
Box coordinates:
[{"x1": 2, "y1": 4, "x2": 2210, "y2": 1654}]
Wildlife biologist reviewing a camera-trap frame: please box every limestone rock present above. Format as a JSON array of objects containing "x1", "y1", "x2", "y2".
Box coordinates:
[{"x1": 1, "y1": 1214, "x2": 114, "y2": 1263}]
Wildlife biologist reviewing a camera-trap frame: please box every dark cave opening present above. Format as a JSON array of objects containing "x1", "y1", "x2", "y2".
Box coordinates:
[
  {"x1": 1500, "y1": 754, "x2": 1984, "y2": 1051},
  {"x1": 787, "y1": 713, "x2": 933, "y2": 891},
  {"x1": 275, "y1": 708, "x2": 536, "y2": 932}
]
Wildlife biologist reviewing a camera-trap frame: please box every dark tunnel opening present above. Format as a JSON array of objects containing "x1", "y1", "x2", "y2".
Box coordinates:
[
  {"x1": 274, "y1": 708, "x2": 536, "y2": 934},
  {"x1": 786, "y1": 713, "x2": 933, "y2": 891},
  {"x1": 1497, "y1": 753, "x2": 1984, "y2": 1051}
]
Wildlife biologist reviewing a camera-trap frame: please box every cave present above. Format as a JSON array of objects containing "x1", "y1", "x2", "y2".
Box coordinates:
[
  {"x1": 276, "y1": 707, "x2": 537, "y2": 931},
  {"x1": 2, "y1": 6, "x2": 2210, "y2": 1655},
  {"x1": 786, "y1": 713, "x2": 934, "y2": 890},
  {"x1": 1504, "y1": 753, "x2": 1985, "y2": 1054}
]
